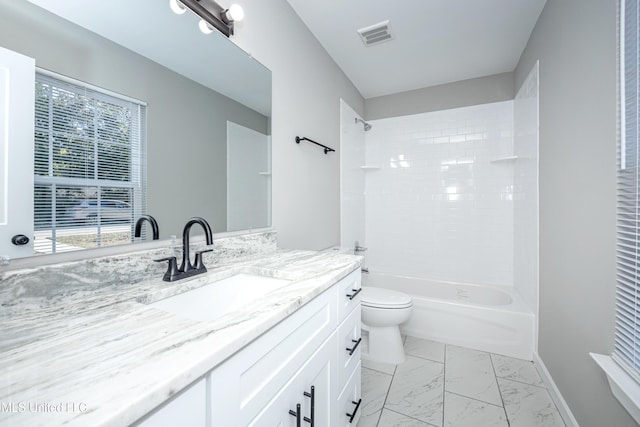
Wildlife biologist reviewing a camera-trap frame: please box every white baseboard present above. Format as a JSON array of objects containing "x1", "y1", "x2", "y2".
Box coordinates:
[{"x1": 533, "y1": 352, "x2": 580, "y2": 427}]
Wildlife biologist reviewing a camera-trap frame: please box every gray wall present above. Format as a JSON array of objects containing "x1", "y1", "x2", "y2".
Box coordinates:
[
  {"x1": 230, "y1": 0, "x2": 365, "y2": 250},
  {"x1": 364, "y1": 72, "x2": 514, "y2": 120},
  {"x1": 515, "y1": 1, "x2": 635, "y2": 425},
  {"x1": 0, "y1": 0, "x2": 268, "y2": 236}
]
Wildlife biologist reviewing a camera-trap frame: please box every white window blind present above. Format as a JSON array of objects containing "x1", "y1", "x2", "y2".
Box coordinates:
[
  {"x1": 33, "y1": 70, "x2": 147, "y2": 254},
  {"x1": 616, "y1": 0, "x2": 640, "y2": 383}
]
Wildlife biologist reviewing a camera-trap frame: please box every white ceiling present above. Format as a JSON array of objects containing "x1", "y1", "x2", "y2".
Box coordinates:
[{"x1": 286, "y1": 0, "x2": 546, "y2": 99}]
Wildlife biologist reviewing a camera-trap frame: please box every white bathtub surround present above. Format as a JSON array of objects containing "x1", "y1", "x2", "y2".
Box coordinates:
[
  {"x1": 364, "y1": 272, "x2": 535, "y2": 360},
  {"x1": 340, "y1": 99, "x2": 367, "y2": 250},
  {"x1": 340, "y1": 98, "x2": 539, "y2": 360},
  {"x1": 513, "y1": 61, "x2": 540, "y2": 320},
  {"x1": 364, "y1": 101, "x2": 515, "y2": 286},
  {"x1": 0, "y1": 243, "x2": 361, "y2": 426},
  {"x1": 360, "y1": 336, "x2": 564, "y2": 427}
]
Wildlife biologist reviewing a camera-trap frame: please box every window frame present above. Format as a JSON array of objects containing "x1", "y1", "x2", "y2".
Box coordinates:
[{"x1": 33, "y1": 68, "x2": 147, "y2": 254}]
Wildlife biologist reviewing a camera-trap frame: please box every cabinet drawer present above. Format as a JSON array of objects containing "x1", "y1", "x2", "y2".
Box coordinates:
[
  {"x1": 210, "y1": 286, "x2": 337, "y2": 426},
  {"x1": 335, "y1": 361, "x2": 362, "y2": 427},
  {"x1": 336, "y1": 269, "x2": 362, "y2": 324},
  {"x1": 337, "y1": 304, "x2": 361, "y2": 393}
]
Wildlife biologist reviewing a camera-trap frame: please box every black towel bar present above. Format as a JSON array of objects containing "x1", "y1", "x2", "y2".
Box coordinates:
[{"x1": 295, "y1": 136, "x2": 335, "y2": 154}]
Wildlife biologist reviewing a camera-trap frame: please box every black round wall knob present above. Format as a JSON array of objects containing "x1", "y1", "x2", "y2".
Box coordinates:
[{"x1": 11, "y1": 234, "x2": 30, "y2": 246}]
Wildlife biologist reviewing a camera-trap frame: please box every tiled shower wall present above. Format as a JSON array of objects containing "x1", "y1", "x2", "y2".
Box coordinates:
[
  {"x1": 364, "y1": 101, "x2": 515, "y2": 286},
  {"x1": 514, "y1": 63, "x2": 539, "y2": 314},
  {"x1": 340, "y1": 100, "x2": 367, "y2": 251}
]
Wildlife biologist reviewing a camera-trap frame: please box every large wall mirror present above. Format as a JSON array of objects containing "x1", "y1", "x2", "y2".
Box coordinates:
[{"x1": 0, "y1": 0, "x2": 272, "y2": 260}]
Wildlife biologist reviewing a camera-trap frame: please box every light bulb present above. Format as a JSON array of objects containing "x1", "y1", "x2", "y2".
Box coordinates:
[
  {"x1": 169, "y1": 0, "x2": 186, "y2": 15},
  {"x1": 198, "y1": 19, "x2": 215, "y2": 34},
  {"x1": 225, "y1": 4, "x2": 244, "y2": 22}
]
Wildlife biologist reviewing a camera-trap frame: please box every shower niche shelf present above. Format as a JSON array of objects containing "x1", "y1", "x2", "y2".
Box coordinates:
[
  {"x1": 490, "y1": 156, "x2": 519, "y2": 163},
  {"x1": 360, "y1": 165, "x2": 381, "y2": 170}
]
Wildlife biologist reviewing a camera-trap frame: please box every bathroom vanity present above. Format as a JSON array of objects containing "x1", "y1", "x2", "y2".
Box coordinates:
[
  {"x1": 0, "y1": 233, "x2": 363, "y2": 426},
  {"x1": 137, "y1": 269, "x2": 362, "y2": 427}
]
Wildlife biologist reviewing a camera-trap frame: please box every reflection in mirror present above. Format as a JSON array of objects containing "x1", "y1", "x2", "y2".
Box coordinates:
[
  {"x1": 33, "y1": 71, "x2": 147, "y2": 255},
  {"x1": 227, "y1": 122, "x2": 271, "y2": 231},
  {"x1": 0, "y1": 0, "x2": 272, "y2": 260}
]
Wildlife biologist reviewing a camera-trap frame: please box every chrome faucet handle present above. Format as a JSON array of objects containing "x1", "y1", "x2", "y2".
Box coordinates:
[
  {"x1": 353, "y1": 240, "x2": 367, "y2": 253},
  {"x1": 194, "y1": 249, "x2": 214, "y2": 271},
  {"x1": 154, "y1": 256, "x2": 179, "y2": 282}
]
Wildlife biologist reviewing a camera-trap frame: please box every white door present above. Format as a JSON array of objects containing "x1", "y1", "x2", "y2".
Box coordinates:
[{"x1": 0, "y1": 46, "x2": 35, "y2": 259}]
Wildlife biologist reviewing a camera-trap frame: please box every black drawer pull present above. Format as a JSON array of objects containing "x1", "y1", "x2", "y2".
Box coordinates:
[
  {"x1": 346, "y1": 287, "x2": 362, "y2": 300},
  {"x1": 303, "y1": 385, "x2": 314, "y2": 426},
  {"x1": 346, "y1": 398, "x2": 362, "y2": 423},
  {"x1": 346, "y1": 338, "x2": 362, "y2": 356},
  {"x1": 289, "y1": 403, "x2": 301, "y2": 427}
]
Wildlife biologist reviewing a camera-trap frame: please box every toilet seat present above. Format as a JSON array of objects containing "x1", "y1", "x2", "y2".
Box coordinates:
[{"x1": 361, "y1": 287, "x2": 413, "y2": 309}]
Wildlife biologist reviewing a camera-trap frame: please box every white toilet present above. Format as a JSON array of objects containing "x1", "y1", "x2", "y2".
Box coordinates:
[{"x1": 361, "y1": 287, "x2": 413, "y2": 364}]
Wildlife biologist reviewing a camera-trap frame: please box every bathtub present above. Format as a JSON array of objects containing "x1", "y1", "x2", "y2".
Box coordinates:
[{"x1": 363, "y1": 272, "x2": 535, "y2": 360}]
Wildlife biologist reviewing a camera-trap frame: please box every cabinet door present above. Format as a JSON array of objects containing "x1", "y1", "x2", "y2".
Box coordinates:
[
  {"x1": 295, "y1": 332, "x2": 337, "y2": 427},
  {"x1": 210, "y1": 287, "x2": 337, "y2": 426},
  {"x1": 247, "y1": 377, "x2": 298, "y2": 427},
  {"x1": 249, "y1": 333, "x2": 337, "y2": 427}
]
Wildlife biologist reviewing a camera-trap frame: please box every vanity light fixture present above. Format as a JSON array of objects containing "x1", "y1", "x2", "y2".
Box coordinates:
[
  {"x1": 169, "y1": 0, "x2": 187, "y2": 15},
  {"x1": 169, "y1": 0, "x2": 244, "y2": 37}
]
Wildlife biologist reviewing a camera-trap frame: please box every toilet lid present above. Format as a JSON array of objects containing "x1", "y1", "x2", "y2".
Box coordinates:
[{"x1": 361, "y1": 287, "x2": 413, "y2": 309}]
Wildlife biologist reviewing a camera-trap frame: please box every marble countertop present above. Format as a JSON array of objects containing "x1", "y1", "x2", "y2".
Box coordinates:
[{"x1": 0, "y1": 249, "x2": 361, "y2": 427}]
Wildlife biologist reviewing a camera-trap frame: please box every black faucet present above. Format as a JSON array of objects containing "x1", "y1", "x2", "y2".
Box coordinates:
[
  {"x1": 155, "y1": 217, "x2": 214, "y2": 282},
  {"x1": 134, "y1": 215, "x2": 159, "y2": 240}
]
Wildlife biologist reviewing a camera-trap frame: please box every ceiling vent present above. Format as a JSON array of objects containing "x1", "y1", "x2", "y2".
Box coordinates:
[{"x1": 357, "y1": 20, "x2": 393, "y2": 47}]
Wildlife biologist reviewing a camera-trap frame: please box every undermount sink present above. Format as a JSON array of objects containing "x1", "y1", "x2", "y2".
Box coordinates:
[{"x1": 148, "y1": 273, "x2": 292, "y2": 322}]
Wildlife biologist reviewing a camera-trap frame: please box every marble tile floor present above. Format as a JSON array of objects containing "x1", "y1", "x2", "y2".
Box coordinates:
[{"x1": 359, "y1": 335, "x2": 565, "y2": 427}]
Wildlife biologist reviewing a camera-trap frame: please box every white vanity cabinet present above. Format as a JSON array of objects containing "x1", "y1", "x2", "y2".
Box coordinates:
[
  {"x1": 209, "y1": 278, "x2": 338, "y2": 426},
  {"x1": 135, "y1": 268, "x2": 362, "y2": 427},
  {"x1": 210, "y1": 268, "x2": 363, "y2": 427},
  {"x1": 334, "y1": 271, "x2": 363, "y2": 426},
  {"x1": 248, "y1": 332, "x2": 336, "y2": 426}
]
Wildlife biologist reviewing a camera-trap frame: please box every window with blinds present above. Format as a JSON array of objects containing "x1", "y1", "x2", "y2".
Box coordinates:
[
  {"x1": 616, "y1": 0, "x2": 640, "y2": 383},
  {"x1": 33, "y1": 70, "x2": 147, "y2": 254}
]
